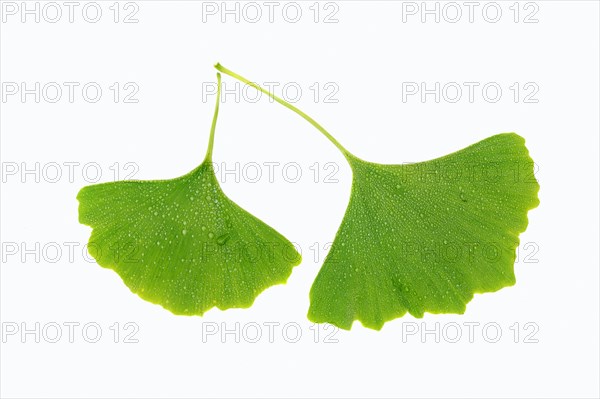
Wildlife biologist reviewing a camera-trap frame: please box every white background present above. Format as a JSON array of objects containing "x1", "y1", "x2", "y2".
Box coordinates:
[{"x1": 1, "y1": 1, "x2": 599, "y2": 398}]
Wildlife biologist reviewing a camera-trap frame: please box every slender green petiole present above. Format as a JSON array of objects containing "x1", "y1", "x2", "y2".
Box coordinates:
[
  {"x1": 215, "y1": 63, "x2": 352, "y2": 160},
  {"x1": 204, "y1": 72, "x2": 222, "y2": 162}
]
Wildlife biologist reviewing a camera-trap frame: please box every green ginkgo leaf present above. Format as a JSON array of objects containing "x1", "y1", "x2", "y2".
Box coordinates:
[
  {"x1": 77, "y1": 73, "x2": 301, "y2": 315},
  {"x1": 216, "y1": 64, "x2": 540, "y2": 330}
]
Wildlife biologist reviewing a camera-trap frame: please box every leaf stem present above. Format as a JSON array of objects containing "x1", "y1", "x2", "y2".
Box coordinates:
[
  {"x1": 204, "y1": 72, "x2": 222, "y2": 162},
  {"x1": 214, "y1": 63, "x2": 352, "y2": 159}
]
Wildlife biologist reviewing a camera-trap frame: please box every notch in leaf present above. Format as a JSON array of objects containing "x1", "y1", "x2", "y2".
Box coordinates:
[
  {"x1": 77, "y1": 73, "x2": 301, "y2": 315},
  {"x1": 216, "y1": 64, "x2": 540, "y2": 330}
]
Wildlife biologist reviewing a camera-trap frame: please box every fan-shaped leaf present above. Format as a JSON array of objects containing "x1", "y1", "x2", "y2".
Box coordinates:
[
  {"x1": 77, "y1": 74, "x2": 301, "y2": 315},
  {"x1": 308, "y1": 133, "x2": 539, "y2": 329},
  {"x1": 216, "y1": 64, "x2": 540, "y2": 330}
]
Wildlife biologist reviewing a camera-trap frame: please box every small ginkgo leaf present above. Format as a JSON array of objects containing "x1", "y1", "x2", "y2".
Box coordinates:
[
  {"x1": 216, "y1": 64, "x2": 540, "y2": 330},
  {"x1": 77, "y1": 73, "x2": 301, "y2": 315}
]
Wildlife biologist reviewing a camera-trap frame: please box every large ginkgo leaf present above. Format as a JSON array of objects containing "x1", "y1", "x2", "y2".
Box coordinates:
[
  {"x1": 216, "y1": 64, "x2": 540, "y2": 330},
  {"x1": 308, "y1": 133, "x2": 539, "y2": 329},
  {"x1": 77, "y1": 74, "x2": 301, "y2": 315}
]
